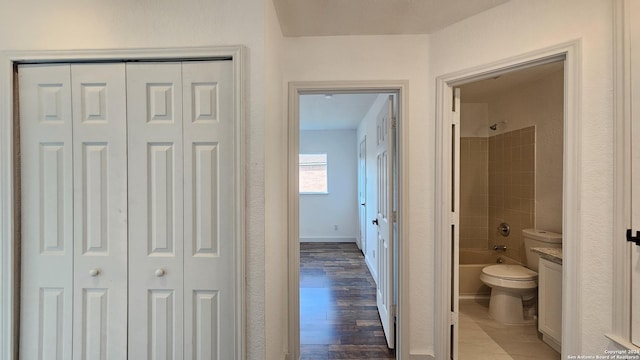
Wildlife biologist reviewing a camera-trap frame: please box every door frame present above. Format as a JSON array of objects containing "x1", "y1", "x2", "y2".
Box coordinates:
[
  {"x1": 434, "y1": 40, "x2": 582, "y2": 359},
  {"x1": 0, "y1": 46, "x2": 246, "y2": 360},
  {"x1": 358, "y1": 135, "x2": 367, "y2": 255},
  {"x1": 287, "y1": 81, "x2": 409, "y2": 360}
]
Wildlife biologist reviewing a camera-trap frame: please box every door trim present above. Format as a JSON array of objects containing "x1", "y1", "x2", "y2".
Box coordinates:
[
  {"x1": 358, "y1": 135, "x2": 367, "y2": 255},
  {"x1": 288, "y1": 81, "x2": 409, "y2": 360},
  {"x1": 434, "y1": 40, "x2": 582, "y2": 359},
  {"x1": 0, "y1": 46, "x2": 246, "y2": 360}
]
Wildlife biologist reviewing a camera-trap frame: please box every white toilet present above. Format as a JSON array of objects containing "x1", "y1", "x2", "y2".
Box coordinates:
[{"x1": 480, "y1": 229, "x2": 562, "y2": 324}]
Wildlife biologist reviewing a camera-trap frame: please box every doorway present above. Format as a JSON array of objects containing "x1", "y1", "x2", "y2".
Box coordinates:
[
  {"x1": 456, "y1": 61, "x2": 564, "y2": 359},
  {"x1": 434, "y1": 42, "x2": 582, "y2": 359},
  {"x1": 287, "y1": 81, "x2": 409, "y2": 360},
  {"x1": 435, "y1": 42, "x2": 582, "y2": 359}
]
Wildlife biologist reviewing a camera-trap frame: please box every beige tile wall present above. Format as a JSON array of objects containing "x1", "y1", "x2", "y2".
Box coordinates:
[
  {"x1": 460, "y1": 137, "x2": 488, "y2": 249},
  {"x1": 488, "y1": 126, "x2": 535, "y2": 263}
]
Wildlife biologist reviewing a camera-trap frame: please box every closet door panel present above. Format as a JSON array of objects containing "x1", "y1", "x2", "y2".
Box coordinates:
[
  {"x1": 127, "y1": 63, "x2": 184, "y2": 360},
  {"x1": 71, "y1": 63, "x2": 127, "y2": 360},
  {"x1": 19, "y1": 64, "x2": 74, "y2": 360},
  {"x1": 182, "y1": 61, "x2": 235, "y2": 360}
]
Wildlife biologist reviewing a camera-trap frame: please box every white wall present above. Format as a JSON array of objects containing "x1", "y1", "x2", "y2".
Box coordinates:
[
  {"x1": 264, "y1": 0, "x2": 287, "y2": 358},
  {"x1": 0, "y1": 0, "x2": 268, "y2": 358},
  {"x1": 460, "y1": 103, "x2": 489, "y2": 137},
  {"x1": 299, "y1": 130, "x2": 358, "y2": 242},
  {"x1": 280, "y1": 34, "x2": 431, "y2": 356},
  {"x1": 430, "y1": 0, "x2": 614, "y2": 355}
]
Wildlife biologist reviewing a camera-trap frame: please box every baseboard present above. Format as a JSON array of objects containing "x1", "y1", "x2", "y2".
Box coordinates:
[
  {"x1": 409, "y1": 353, "x2": 435, "y2": 360},
  {"x1": 459, "y1": 294, "x2": 490, "y2": 300},
  {"x1": 365, "y1": 255, "x2": 377, "y2": 284},
  {"x1": 299, "y1": 236, "x2": 356, "y2": 243}
]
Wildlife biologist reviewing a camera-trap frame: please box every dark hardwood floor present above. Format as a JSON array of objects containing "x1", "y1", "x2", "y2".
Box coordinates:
[{"x1": 300, "y1": 242, "x2": 395, "y2": 360}]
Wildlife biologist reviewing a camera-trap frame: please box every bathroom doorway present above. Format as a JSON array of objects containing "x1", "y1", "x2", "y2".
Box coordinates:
[{"x1": 455, "y1": 60, "x2": 565, "y2": 359}]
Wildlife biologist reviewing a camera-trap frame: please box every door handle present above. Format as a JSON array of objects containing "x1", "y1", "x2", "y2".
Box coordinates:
[
  {"x1": 155, "y1": 268, "x2": 166, "y2": 277},
  {"x1": 89, "y1": 268, "x2": 100, "y2": 277},
  {"x1": 627, "y1": 229, "x2": 640, "y2": 246},
  {"x1": 372, "y1": 219, "x2": 379, "y2": 225}
]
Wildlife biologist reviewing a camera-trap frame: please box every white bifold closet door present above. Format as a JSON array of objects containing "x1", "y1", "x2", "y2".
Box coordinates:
[
  {"x1": 20, "y1": 60, "x2": 236, "y2": 360},
  {"x1": 127, "y1": 61, "x2": 235, "y2": 360},
  {"x1": 20, "y1": 63, "x2": 128, "y2": 359}
]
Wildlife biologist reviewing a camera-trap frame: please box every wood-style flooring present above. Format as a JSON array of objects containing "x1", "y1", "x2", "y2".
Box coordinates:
[{"x1": 300, "y1": 242, "x2": 395, "y2": 359}]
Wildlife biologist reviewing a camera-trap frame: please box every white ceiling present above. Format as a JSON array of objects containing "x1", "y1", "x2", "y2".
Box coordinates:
[
  {"x1": 273, "y1": 0, "x2": 510, "y2": 37},
  {"x1": 300, "y1": 93, "x2": 381, "y2": 131},
  {"x1": 459, "y1": 61, "x2": 565, "y2": 103}
]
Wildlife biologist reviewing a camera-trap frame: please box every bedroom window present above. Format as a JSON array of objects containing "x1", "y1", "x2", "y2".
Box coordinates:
[{"x1": 299, "y1": 153, "x2": 328, "y2": 194}]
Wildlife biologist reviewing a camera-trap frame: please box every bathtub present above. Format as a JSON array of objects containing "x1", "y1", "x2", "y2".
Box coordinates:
[{"x1": 459, "y1": 249, "x2": 520, "y2": 299}]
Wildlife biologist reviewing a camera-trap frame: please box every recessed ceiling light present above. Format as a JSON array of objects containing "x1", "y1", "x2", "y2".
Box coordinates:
[{"x1": 324, "y1": 94, "x2": 333, "y2": 99}]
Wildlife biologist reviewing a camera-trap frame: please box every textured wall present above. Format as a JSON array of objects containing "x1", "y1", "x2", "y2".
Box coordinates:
[{"x1": 264, "y1": 0, "x2": 287, "y2": 357}]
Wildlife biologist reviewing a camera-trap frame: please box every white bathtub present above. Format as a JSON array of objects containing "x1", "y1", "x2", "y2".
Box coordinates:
[{"x1": 459, "y1": 249, "x2": 520, "y2": 299}]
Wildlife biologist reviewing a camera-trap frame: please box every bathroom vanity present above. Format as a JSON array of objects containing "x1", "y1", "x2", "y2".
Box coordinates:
[{"x1": 532, "y1": 247, "x2": 562, "y2": 353}]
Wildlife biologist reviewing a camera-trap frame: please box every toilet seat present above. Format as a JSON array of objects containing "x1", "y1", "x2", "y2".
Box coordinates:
[
  {"x1": 480, "y1": 264, "x2": 538, "y2": 291},
  {"x1": 482, "y1": 264, "x2": 537, "y2": 280}
]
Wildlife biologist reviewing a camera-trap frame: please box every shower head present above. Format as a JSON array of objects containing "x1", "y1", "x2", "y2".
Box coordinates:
[{"x1": 489, "y1": 121, "x2": 506, "y2": 131}]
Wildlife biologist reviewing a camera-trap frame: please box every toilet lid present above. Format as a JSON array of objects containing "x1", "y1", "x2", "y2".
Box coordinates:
[{"x1": 482, "y1": 265, "x2": 537, "y2": 280}]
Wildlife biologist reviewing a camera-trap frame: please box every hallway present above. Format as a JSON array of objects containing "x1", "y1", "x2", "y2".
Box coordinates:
[{"x1": 300, "y1": 242, "x2": 395, "y2": 359}]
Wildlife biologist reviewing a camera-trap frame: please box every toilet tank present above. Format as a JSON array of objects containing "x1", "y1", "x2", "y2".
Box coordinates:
[{"x1": 522, "y1": 229, "x2": 562, "y2": 271}]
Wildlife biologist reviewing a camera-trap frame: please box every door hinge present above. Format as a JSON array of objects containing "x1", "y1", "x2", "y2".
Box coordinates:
[
  {"x1": 392, "y1": 117, "x2": 397, "y2": 129},
  {"x1": 392, "y1": 211, "x2": 397, "y2": 223},
  {"x1": 449, "y1": 212, "x2": 458, "y2": 225},
  {"x1": 627, "y1": 229, "x2": 640, "y2": 246},
  {"x1": 450, "y1": 311, "x2": 458, "y2": 326}
]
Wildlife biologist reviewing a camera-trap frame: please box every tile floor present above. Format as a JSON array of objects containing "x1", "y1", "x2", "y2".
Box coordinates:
[{"x1": 459, "y1": 299, "x2": 561, "y2": 360}]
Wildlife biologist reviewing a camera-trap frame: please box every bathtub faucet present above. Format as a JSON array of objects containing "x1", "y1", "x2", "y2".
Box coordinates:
[{"x1": 493, "y1": 244, "x2": 507, "y2": 251}]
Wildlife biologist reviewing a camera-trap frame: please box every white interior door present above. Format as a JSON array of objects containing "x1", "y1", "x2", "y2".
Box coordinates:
[
  {"x1": 71, "y1": 63, "x2": 128, "y2": 360},
  {"x1": 19, "y1": 63, "x2": 128, "y2": 360},
  {"x1": 631, "y1": 0, "x2": 640, "y2": 346},
  {"x1": 127, "y1": 61, "x2": 236, "y2": 359},
  {"x1": 182, "y1": 61, "x2": 236, "y2": 360},
  {"x1": 358, "y1": 137, "x2": 367, "y2": 253},
  {"x1": 451, "y1": 88, "x2": 461, "y2": 360},
  {"x1": 127, "y1": 62, "x2": 185, "y2": 359},
  {"x1": 375, "y1": 96, "x2": 395, "y2": 349},
  {"x1": 20, "y1": 64, "x2": 75, "y2": 360},
  {"x1": 19, "y1": 59, "x2": 237, "y2": 360}
]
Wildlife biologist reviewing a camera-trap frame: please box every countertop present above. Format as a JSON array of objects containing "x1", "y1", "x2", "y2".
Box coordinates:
[{"x1": 531, "y1": 247, "x2": 562, "y2": 265}]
